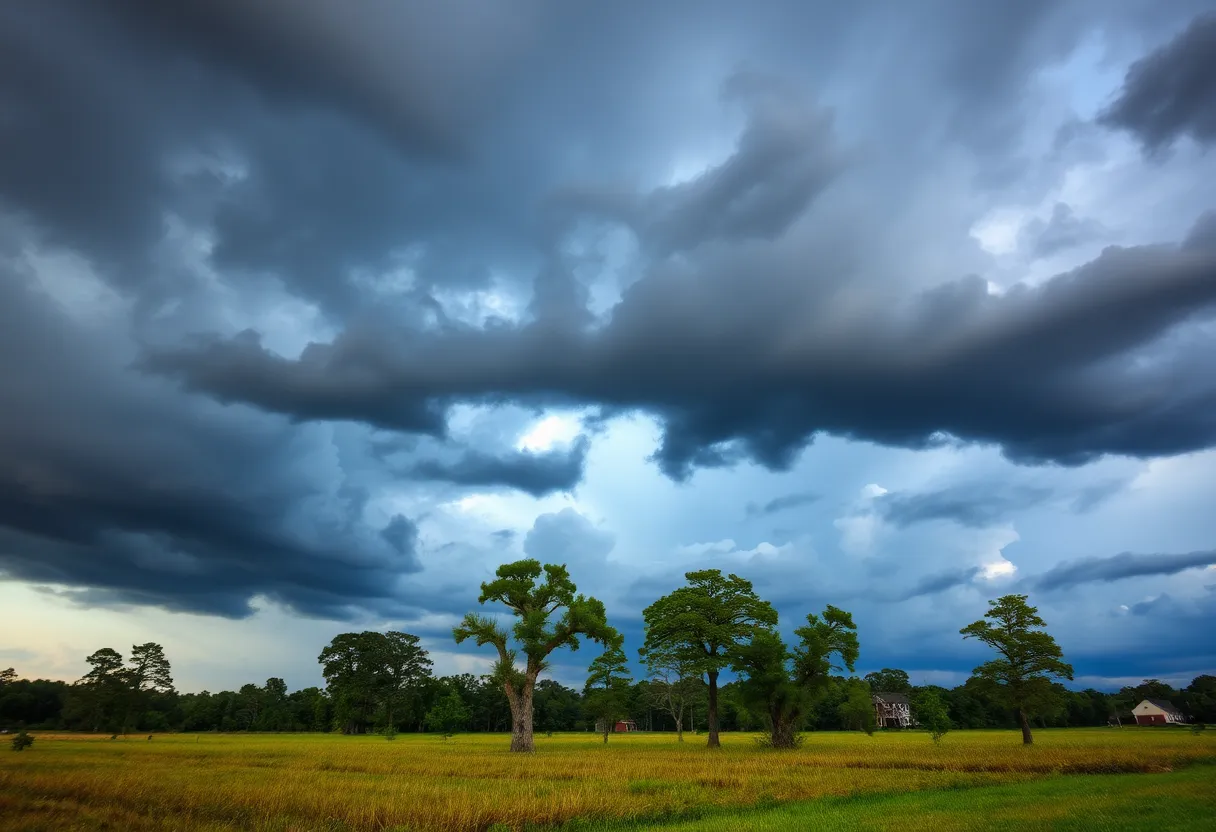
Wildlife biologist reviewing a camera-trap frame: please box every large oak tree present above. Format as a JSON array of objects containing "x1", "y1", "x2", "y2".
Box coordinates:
[
  {"x1": 641, "y1": 569, "x2": 777, "y2": 748},
  {"x1": 453, "y1": 559, "x2": 618, "y2": 752}
]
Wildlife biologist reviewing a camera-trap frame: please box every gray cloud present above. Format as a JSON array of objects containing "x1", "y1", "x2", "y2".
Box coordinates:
[
  {"x1": 877, "y1": 485, "x2": 1055, "y2": 528},
  {"x1": 407, "y1": 438, "x2": 589, "y2": 497},
  {"x1": 2, "y1": 0, "x2": 1215, "y2": 682},
  {"x1": 899, "y1": 567, "x2": 983, "y2": 600},
  {"x1": 0, "y1": 260, "x2": 421, "y2": 620},
  {"x1": 1032, "y1": 549, "x2": 1216, "y2": 591},
  {"x1": 1099, "y1": 13, "x2": 1216, "y2": 152},
  {"x1": 522, "y1": 506, "x2": 617, "y2": 564},
  {"x1": 1020, "y1": 203, "x2": 1106, "y2": 259},
  {"x1": 523, "y1": 509, "x2": 616, "y2": 565},
  {"x1": 746, "y1": 492, "x2": 821, "y2": 518},
  {"x1": 568, "y1": 73, "x2": 847, "y2": 257},
  {"x1": 149, "y1": 227, "x2": 1216, "y2": 479},
  {"x1": 106, "y1": 0, "x2": 535, "y2": 160}
]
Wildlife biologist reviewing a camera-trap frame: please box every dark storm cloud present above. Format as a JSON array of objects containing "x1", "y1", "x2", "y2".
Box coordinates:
[
  {"x1": 407, "y1": 438, "x2": 589, "y2": 498},
  {"x1": 151, "y1": 224, "x2": 1216, "y2": 479},
  {"x1": 0, "y1": 266, "x2": 421, "y2": 620},
  {"x1": 1099, "y1": 13, "x2": 1216, "y2": 152},
  {"x1": 3, "y1": 0, "x2": 1216, "y2": 632},
  {"x1": 105, "y1": 0, "x2": 527, "y2": 160},
  {"x1": 745, "y1": 492, "x2": 821, "y2": 518},
  {"x1": 565, "y1": 73, "x2": 847, "y2": 257},
  {"x1": 1032, "y1": 549, "x2": 1216, "y2": 591},
  {"x1": 1020, "y1": 203, "x2": 1106, "y2": 259},
  {"x1": 878, "y1": 485, "x2": 1054, "y2": 528}
]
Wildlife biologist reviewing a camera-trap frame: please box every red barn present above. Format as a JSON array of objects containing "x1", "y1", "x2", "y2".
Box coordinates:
[
  {"x1": 613, "y1": 719, "x2": 638, "y2": 732},
  {"x1": 1133, "y1": 699, "x2": 1185, "y2": 725}
]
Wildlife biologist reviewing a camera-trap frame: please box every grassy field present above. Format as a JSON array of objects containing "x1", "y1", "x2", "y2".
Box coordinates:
[{"x1": 1, "y1": 729, "x2": 1212, "y2": 831}]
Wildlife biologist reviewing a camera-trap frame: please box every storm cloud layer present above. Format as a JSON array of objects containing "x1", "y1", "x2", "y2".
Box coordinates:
[{"x1": 2, "y1": 0, "x2": 1215, "y2": 687}]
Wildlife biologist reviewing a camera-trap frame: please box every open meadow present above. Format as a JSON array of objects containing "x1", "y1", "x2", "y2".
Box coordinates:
[{"x1": 2, "y1": 728, "x2": 1214, "y2": 831}]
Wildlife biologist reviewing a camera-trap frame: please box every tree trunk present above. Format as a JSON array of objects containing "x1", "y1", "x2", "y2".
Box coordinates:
[
  {"x1": 769, "y1": 714, "x2": 798, "y2": 749},
  {"x1": 602, "y1": 727, "x2": 609, "y2": 744},
  {"x1": 706, "y1": 670, "x2": 721, "y2": 748},
  {"x1": 1018, "y1": 708, "x2": 1034, "y2": 745},
  {"x1": 505, "y1": 674, "x2": 536, "y2": 753},
  {"x1": 676, "y1": 704, "x2": 684, "y2": 742}
]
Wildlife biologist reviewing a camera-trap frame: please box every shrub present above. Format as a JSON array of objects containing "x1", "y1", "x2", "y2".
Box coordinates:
[
  {"x1": 913, "y1": 690, "x2": 952, "y2": 743},
  {"x1": 11, "y1": 729, "x2": 33, "y2": 751}
]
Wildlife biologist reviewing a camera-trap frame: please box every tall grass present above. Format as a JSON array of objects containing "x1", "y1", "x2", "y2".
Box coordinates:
[{"x1": 1, "y1": 729, "x2": 1211, "y2": 831}]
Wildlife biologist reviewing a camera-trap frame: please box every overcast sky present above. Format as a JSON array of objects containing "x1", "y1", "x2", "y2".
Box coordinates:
[{"x1": 2, "y1": 0, "x2": 1215, "y2": 694}]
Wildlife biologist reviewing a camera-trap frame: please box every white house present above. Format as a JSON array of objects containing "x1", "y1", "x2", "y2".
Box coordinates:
[
  {"x1": 1133, "y1": 699, "x2": 1186, "y2": 725},
  {"x1": 872, "y1": 692, "x2": 913, "y2": 728}
]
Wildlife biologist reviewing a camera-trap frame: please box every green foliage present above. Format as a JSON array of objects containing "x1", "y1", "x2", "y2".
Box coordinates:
[
  {"x1": 733, "y1": 605, "x2": 861, "y2": 748},
  {"x1": 11, "y1": 729, "x2": 33, "y2": 751},
  {"x1": 641, "y1": 569, "x2": 777, "y2": 746},
  {"x1": 584, "y1": 640, "x2": 633, "y2": 743},
  {"x1": 913, "y1": 689, "x2": 952, "y2": 742},
  {"x1": 837, "y1": 679, "x2": 876, "y2": 735},
  {"x1": 319, "y1": 631, "x2": 432, "y2": 734},
  {"x1": 0, "y1": 667, "x2": 15, "y2": 686},
  {"x1": 960, "y1": 594, "x2": 1073, "y2": 744},
  {"x1": 792, "y1": 606, "x2": 860, "y2": 689},
  {"x1": 425, "y1": 691, "x2": 470, "y2": 738},
  {"x1": 128, "y1": 643, "x2": 174, "y2": 694},
  {"x1": 453, "y1": 559, "x2": 618, "y2": 751},
  {"x1": 864, "y1": 668, "x2": 911, "y2": 694}
]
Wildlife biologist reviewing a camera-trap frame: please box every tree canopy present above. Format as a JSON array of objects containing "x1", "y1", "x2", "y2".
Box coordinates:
[
  {"x1": 961, "y1": 594, "x2": 1073, "y2": 744},
  {"x1": 641, "y1": 569, "x2": 777, "y2": 748},
  {"x1": 584, "y1": 640, "x2": 632, "y2": 743},
  {"x1": 453, "y1": 558, "x2": 618, "y2": 752}
]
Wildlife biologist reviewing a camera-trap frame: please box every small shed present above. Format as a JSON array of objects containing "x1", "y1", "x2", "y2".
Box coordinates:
[
  {"x1": 613, "y1": 719, "x2": 638, "y2": 733},
  {"x1": 1133, "y1": 699, "x2": 1185, "y2": 725},
  {"x1": 872, "y1": 692, "x2": 913, "y2": 728}
]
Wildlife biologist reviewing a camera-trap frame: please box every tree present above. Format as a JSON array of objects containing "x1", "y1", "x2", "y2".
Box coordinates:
[
  {"x1": 318, "y1": 631, "x2": 431, "y2": 734},
  {"x1": 640, "y1": 643, "x2": 702, "y2": 742},
  {"x1": 864, "y1": 668, "x2": 911, "y2": 694},
  {"x1": 0, "y1": 668, "x2": 15, "y2": 686},
  {"x1": 259, "y1": 678, "x2": 290, "y2": 731},
  {"x1": 732, "y1": 605, "x2": 860, "y2": 748},
  {"x1": 960, "y1": 594, "x2": 1073, "y2": 745},
  {"x1": 319, "y1": 632, "x2": 388, "y2": 734},
  {"x1": 837, "y1": 679, "x2": 876, "y2": 734},
  {"x1": 453, "y1": 559, "x2": 618, "y2": 752},
  {"x1": 11, "y1": 729, "x2": 33, "y2": 751},
  {"x1": 127, "y1": 643, "x2": 174, "y2": 694},
  {"x1": 379, "y1": 632, "x2": 433, "y2": 732},
  {"x1": 124, "y1": 643, "x2": 174, "y2": 733},
  {"x1": 1183, "y1": 675, "x2": 1216, "y2": 724},
  {"x1": 732, "y1": 628, "x2": 803, "y2": 747},
  {"x1": 78, "y1": 648, "x2": 127, "y2": 732},
  {"x1": 913, "y1": 689, "x2": 951, "y2": 743},
  {"x1": 641, "y1": 569, "x2": 777, "y2": 748},
  {"x1": 584, "y1": 640, "x2": 632, "y2": 744},
  {"x1": 425, "y1": 691, "x2": 470, "y2": 738}
]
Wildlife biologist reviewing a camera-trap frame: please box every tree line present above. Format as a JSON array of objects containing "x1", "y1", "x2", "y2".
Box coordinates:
[{"x1": 3, "y1": 561, "x2": 1213, "y2": 743}]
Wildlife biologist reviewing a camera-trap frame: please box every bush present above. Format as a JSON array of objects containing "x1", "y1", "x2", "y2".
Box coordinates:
[
  {"x1": 913, "y1": 690, "x2": 952, "y2": 743},
  {"x1": 11, "y1": 730, "x2": 33, "y2": 751}
]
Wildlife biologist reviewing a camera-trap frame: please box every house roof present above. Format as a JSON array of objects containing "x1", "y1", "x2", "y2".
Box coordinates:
[
  {"x1": 1143, "y1": 698, "x2": 1183, "y2": 715},
  {"x1": 873, "y1": 692, "x2": 910, "y2": 705}
]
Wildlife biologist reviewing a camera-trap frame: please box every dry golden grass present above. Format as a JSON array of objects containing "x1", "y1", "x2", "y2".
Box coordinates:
[{"x1": 1, "y1": 729, "x2": 1212, "y2": 831}]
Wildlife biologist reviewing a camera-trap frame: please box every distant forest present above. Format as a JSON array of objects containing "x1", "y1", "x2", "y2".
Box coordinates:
[{"x1": 2, "y1": 637, "x2": 1213, "y2": 735}]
